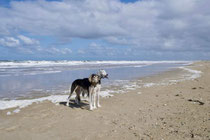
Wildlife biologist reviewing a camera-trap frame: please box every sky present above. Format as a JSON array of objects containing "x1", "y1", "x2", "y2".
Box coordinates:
[{"x1": 0, "y1": 0, "x2": 210, "y2": 61}]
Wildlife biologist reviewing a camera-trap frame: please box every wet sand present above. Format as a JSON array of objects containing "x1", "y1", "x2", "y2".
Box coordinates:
[{"x1": 0, "y1": 61, "x2": 210, "y2": 140}]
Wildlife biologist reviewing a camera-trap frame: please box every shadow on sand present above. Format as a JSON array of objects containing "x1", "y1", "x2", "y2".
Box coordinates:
[{"x1": 59, "y1": 100, "x2": 89, "y2": 109}]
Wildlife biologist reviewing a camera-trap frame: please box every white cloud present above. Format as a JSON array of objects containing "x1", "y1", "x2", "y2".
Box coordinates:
[
  {"x1": 62, "y1": 48, "x2": 72, "y2": 54},
  {"x1": 88, "y1": 42, "x2": 117, "y2": 56},
  {"x1": 18, "y1": 35, "x2": 39, "y2": 45},
  {"x1": 89, "y1": 42, "x2": 103, "y2": 49},
  {"x1": 0, "y1": 35, "x2": 41, "y2": 55},
  {"x1": 0, "y1": 35, "x2": 40, "y2": 48},
  {"x1": 46, "y1": 47, "x2": 72, "y2": 55},
  {"x1": 104, "y1": 36, "x2": 134, "y2": 46},
  {"x1": 77, "y1": 49, "x2": 85, "y2": 54},
  {"x1": 0, "y1": 37, "x2": 20, "y2": 47},
  {"x1": 0, "y1": 0, "x2": 210, "y2": 58}
]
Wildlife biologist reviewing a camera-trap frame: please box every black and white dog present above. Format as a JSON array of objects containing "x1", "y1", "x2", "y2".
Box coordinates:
[{"x1": 66, "y1": 70, "x2": 108, "y2": 110}]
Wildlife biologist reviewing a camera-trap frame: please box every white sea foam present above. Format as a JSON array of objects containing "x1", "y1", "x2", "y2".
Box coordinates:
[
  {"x1": 23, "y1": 70, "x2": 62, "y2": 75},
  {"x1": 13, "y1": 108, "x2": 20, "y2": 113},
  {"x1": 0, "y1": 60, "x2": 192, "y2": 77},
  {"x1": 0, "y1": 60, "x2": 191, "y2": 76},
  {"x1": 7, "y1": 111, "x2": 11, "y2": 115},
  {"x1": 0, "y1": 60, "x2": 191, "y2": 68},
  {"x1": 0, "y1": 89, "x2": 117, "y2": 113},
  {"x1": 0, "y1": 95, "x2": 69, "y2": 110},
  {"x1": 123, "y1": 83, "x2": 140, "y2": 90},
  {"x1": 137, "y1": 92, "x2": 142, "y2": 95},
  {"x1": 99, "y1": 90, "x2": 114, "y2": 98},
  {"x1": 142, "y1": 65, "x2": 202, "y2": 88},
  {"x1": 180, "y1": 67, "x2": 202, "y2": 80},
  {"x1": 143, "y1": 83, "x2": 156, "y2": 88},
  {"x1": 133, "y1": 65, "x2": 145, "y2": 68}
]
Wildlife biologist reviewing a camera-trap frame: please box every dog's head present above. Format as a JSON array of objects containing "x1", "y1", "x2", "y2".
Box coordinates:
[
  {"x1": 88, "y1": 74, "x2": 100, "y2": 84},
  {"x1": 98, "y1": 69, "x2": 108, "y2": 79}
]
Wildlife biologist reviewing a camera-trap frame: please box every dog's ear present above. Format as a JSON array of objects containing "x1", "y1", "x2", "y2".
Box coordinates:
[{"x1": 88, "y1": 74, "x2": 93, "y2": 82}]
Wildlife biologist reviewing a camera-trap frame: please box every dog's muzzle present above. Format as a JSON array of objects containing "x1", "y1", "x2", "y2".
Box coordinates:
[{"x1": 103, "y1": 74, "x2": 108, "y2": 79}]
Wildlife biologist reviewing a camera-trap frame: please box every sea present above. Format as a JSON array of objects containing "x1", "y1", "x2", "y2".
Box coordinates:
[{"x1": 0, "y1": 60, "x2": 199, "y2": 111}]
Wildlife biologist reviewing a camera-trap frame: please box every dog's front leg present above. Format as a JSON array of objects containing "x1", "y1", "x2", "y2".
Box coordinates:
[
  {"x1": 93, "y1": 88, "x2": 97, "y2": 109},
  {"x1": 97, "y1": 85, "x2": 101, "y2": 107},
  {"x1": 89, "y1": 86, "x2": 93, "y2": 110}
]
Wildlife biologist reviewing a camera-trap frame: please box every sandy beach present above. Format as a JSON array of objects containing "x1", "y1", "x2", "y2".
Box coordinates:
[{"x1": 0, "y1": 61, "x2": 209, "y2": 140}]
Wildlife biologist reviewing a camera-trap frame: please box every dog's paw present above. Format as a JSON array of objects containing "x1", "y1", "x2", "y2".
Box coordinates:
[
  {"x1": 93, "y1": 106, "x2": 97, "y2": 109},
  {"x1": 75, "y1": 98, "x2": 79, "y2": 105},
  {"x1": 89, "y1": 105, "x2": 93, "y2": 110},
  {"x1": 97, "y1": 104, "x2": 102, "y2": 108}
]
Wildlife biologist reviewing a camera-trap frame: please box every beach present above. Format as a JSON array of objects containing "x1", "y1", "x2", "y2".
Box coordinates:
[{"x1": 0, "y1": 61, "x2": 210, "y2": 140}]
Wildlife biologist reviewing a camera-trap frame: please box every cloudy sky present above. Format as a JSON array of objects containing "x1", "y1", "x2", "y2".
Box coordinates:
[{"x1": 0, "y1": 0, "x2": 210, "y2": 60}]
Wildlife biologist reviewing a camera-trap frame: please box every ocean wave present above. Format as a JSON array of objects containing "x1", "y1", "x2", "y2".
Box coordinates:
[
  {"x1": 0, "y1": 60, "x2": 191, "y2": 68},
  {"x1": 0, "y1": 60, "x2": 191, "y2": 77}
]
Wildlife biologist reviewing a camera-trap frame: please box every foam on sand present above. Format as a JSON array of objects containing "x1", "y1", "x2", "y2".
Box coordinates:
[
  {"x1": 0, "y1": 95, "x2": 69, "y2": 110},
  {"x1": 142, "y1": 65, "x2": 202, "y2": 88},
  {"x1": 0, "y1": 90, "x2": 116, "y2": 114},
  {"x1": 180, "y1": 67, "x2": 202, "y2": 80}
]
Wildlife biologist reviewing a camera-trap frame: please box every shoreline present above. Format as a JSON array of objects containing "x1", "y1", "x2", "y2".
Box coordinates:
[
  {"x1": 0, "y1": 62, "x2": 197, "y2": 112},
  {"x1": 0, "y1": 61, "x2": 190, "y2": 100},
  {"x1": 0, "y1": 61, "x2": 209, "y2": 140}
]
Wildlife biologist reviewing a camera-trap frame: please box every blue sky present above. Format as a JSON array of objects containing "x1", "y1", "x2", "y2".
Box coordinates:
[{"x1": 0, "y1": 0, "x2": 210, "y2": 61}]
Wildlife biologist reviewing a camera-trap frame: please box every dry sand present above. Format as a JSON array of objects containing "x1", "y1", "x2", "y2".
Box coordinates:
[{"x1": 0, "y1": 61, "x2": 210, "y2": 140}]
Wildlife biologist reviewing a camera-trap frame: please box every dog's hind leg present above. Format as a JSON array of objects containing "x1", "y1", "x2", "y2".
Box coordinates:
[
  {"x1": 66, "y1": 86, "x2": 71, "y2": 106},
  {"x1": 75, "y1": 97, "x2": 79, "y2": 105},
  {"x1": 66, "y1": 84, "x2": 78, "y2": 106},
  {"x1": 75, "y1": 87, "x2": 81, "y2": 105}
]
